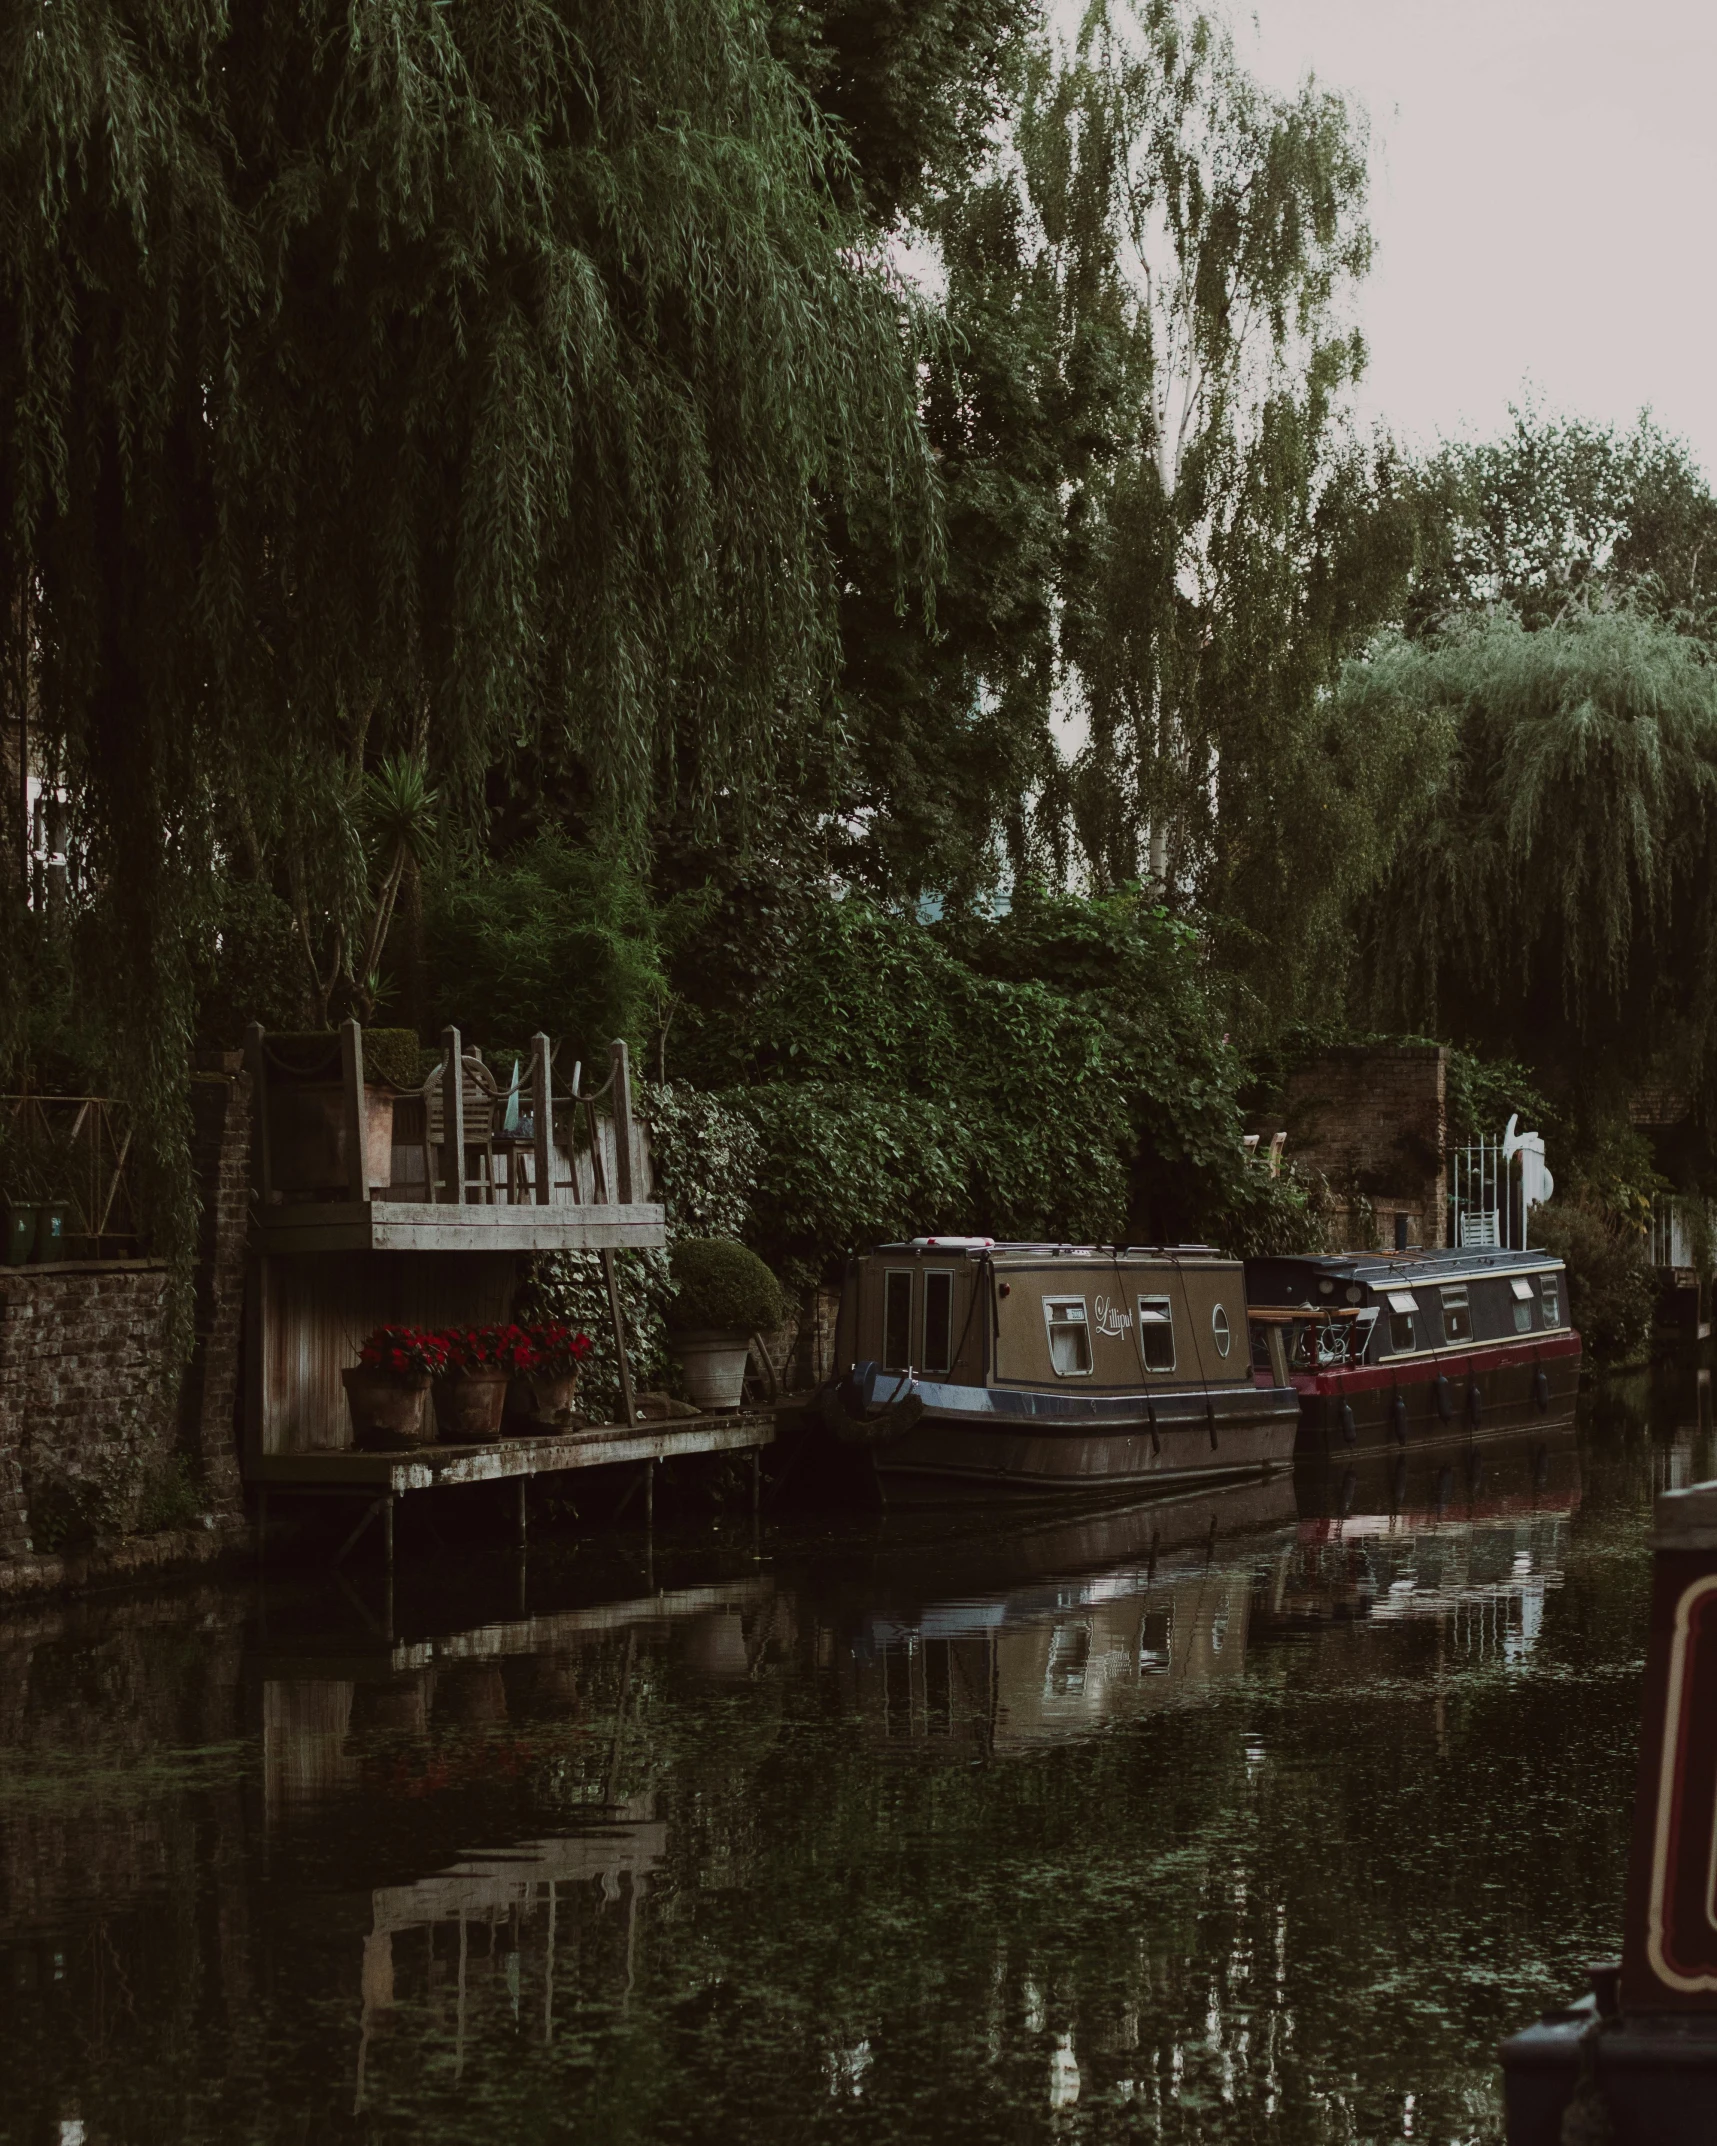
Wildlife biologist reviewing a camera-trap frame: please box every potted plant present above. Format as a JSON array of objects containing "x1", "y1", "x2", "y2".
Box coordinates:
[
  {"x1": 1, "y1": 1126, "x2": 42, "y2": 1267},
  {"x1": 510, "y1": 1324, "x2": 594, "y2": 1432},
  {"x1": 666, "y1": 1239, "x2": 783, "y2": 1411},
  {"x1": 435, "y1": 1324, "x2": 539, "y2": 1443},
  {"x1": 344, "y1": 1326, "x2": 448, "y2": 1449}
]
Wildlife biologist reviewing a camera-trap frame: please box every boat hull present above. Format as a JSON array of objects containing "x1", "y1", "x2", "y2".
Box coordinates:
[
  {"x1": 848, "y1": 1377, "x2": 1301, "y2": 1504},
  {"x1": 1291, "y1": 1332, "x2": 1582, "y2": 1462}
]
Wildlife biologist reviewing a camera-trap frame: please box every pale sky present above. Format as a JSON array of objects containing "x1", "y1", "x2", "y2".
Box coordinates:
[{"x1": 1244, "y1": 0, "x2": 1717, "y2": 478}]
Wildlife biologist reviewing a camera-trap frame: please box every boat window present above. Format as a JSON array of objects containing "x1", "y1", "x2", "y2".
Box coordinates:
[
  {"x1": 883, "y1": 1270, "x2": 913, "y2": 1371},
  {"x1": 1440, "y1": 1284, "x2": 1471, "y2": 1342},
  {"x1": 1542, "y1": 1275, "x2": 1562, "y2": 1326},
  {"x1": 1211, "y1": 1303, "x2": 1232, "y2": 1357},
  {"x1": 1511, "y1": 1275, "x2": 1535, "y2": 1333},
  {"x1": 1389, "y1": 1310, "x2": 1416, "y2": 1352},
  {"x1": 1138, "y1": 1607, "x2": 1173, "y2": 1675},
  {"x1": 1044, "y1": 1297, "x2": 1093, "y2": 1376},
  {"x1": 922, "y1": 1270, "x2": 954, "y2": 1373},
  {"x1": 1137, "y1": 1294, "x2": 1175, "y2": 1372}
]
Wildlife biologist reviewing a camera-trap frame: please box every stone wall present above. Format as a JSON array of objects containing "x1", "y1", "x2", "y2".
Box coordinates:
[
  {"x1": 1283, "y1": 1045, "x2": 1447, "y2": 1253},
  {"x1": 0, "y1": 1260, "x2": 175, "y2": 1556},
  {"x1": 0, "y1": 1064, "x2": 253, "y2": 1574}
]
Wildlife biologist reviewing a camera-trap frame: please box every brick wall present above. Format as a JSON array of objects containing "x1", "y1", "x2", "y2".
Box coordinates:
[
  {"x1": 179, "y1": 1067, "x2": 251, "y2": 1514},
  {"x1": 1283, "y1": 1045, "x2": 1447, "y2": 1253}
]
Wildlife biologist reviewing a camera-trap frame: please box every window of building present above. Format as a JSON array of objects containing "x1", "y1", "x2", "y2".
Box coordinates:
[
  {"x1": 1542, "y1": 1275, "x2": 1562, "y2": 1327},
  {"x1": 923, "y1": 1270, "x2": 954, "y2": 1373},
  {"x1": 883, "y1": 1270, "x2": 913, "y2": 1371},
  {"x1": 1044, "y1": 1297, "x2": 1093, "y2": 1376},
  {"x1": 1511, "y1": 1275, "x2": 1535, "y2": 1333},
  {"x1": 1387, "y1": 1288, "x2": 1418, "y2": 1353},
  {"x1": 1046, "y1": 1620, "x2": 1091, "y2": 1696},
  {"x1": 1211, "y1": 1303, "x2": 1232, "y2": 1357},
  {"x1": 1440, "y1": 1284, "x2": 1472, "y2": 1342},
  {"x1": 1137, "y1": 1294, "x2": 1175, "y2": 1372},
  {"x1": 1138, "y1": 1607, "x2": 1173, "y2": 1675}
]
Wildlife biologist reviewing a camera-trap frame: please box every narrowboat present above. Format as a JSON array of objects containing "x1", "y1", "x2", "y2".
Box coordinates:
[
  {"x1": 1241, "y1": 1247, "x2": 1581, "y2": 1462},
  {"x1": 820, "y1": 1239, "x2": 1301, "y2": 1501}
]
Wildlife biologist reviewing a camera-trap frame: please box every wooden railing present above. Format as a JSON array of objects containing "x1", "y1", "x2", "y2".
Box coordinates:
[
  {"x1": 1, "y1": 1094, "x2": 139, "y2": 1254},
  {"x1": 244, "y1": 1020, "x2": 654, "y2": 1210}
]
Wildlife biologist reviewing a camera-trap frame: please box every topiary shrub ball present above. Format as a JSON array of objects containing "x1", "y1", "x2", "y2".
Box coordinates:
[{"x1": 668, "y1": 1238, "x2": 783, "y2": 1334}]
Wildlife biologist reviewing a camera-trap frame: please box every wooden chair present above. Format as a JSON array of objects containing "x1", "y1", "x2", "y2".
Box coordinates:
[{"x1": 421, "y1": 1032, "x2": 501, "y2": 1203}]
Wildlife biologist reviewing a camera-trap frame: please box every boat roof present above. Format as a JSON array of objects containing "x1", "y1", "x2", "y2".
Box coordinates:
[{"x1": 1248, "y1": 1247, "x2": 1564, "y2": 1286}]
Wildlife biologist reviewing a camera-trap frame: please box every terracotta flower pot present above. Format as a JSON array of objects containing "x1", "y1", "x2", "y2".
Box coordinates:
[
  {"x1": 507, "y1": 1368, "x2": 581, "y2": 1434},
  {"x1": 433, "y1": 1366, "x2": 511, "y2": 1443},
  {"x1": 343, "y1": 1366, "x2": 433, "y2": 1450},
  {"x1": 672, "y1": 1328, "x2": 752, "y2": 1410}
]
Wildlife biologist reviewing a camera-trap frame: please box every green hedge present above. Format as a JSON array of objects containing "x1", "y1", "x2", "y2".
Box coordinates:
[{"x1": 669, "y1": 1238, "x2": 782, "y2": 1333}]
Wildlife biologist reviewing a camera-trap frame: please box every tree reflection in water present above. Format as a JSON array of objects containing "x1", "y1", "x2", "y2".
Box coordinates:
[{"x1": 0, "y1": 1376, "x2": 1702, "y2": 2144}]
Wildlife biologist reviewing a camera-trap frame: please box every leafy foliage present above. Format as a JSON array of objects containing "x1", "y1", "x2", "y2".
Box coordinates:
[
  {"x1": 1351, "y1": 608, "x2": 1717, "y2": 1094},
  {"x1": 1530, "y1": 1202, "x2": 1656, "y2": 1363},
  {"x1": 423, "y1": 835, "x2": 663, "y2": 1057}
]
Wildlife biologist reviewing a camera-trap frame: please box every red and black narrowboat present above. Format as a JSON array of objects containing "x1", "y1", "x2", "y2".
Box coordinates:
[{"x1": 1241, "y1": 1248, "x2": 1580, "y2": 1461}]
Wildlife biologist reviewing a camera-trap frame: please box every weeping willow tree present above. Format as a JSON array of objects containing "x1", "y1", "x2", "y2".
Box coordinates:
[
  {"x1": 1351, "y1": 607, "x2": 1717, "y2": 1104},
  {"x1": 1049, "y1": 0, "x2": 1384, "y2": 927},
  {"x1": 0, "y1": 0, "x2": 932, "y2": 1264}
]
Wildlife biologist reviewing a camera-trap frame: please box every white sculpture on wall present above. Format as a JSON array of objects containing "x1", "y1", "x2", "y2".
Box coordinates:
[{"x1": 1503, "y1": 1113, "x2": 1554, "y2": 1219}]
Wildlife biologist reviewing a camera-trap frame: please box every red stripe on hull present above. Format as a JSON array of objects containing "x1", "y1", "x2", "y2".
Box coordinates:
[{"x1": 1296, "y1": 1331, "x2": 1582, "y2": 1400}]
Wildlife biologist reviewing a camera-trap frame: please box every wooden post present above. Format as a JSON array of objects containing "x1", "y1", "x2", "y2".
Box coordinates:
[
  {"x1": 339, "y1": 1018, "x2": 368, "y2": 1203},
  {"x1": 243, "y1": 1021, "x2": 273, "y2": 1206},
  {"x1": 601, "y1": 1246, "x2": 639, "y2": 1429},
  {"x1": 442, "y1": 1026, "x2": 465, "y2": 1204},
  {"x1": 515, "y1": 1474, "x2": 528, "y2": 1552},
  {"x1": 532, "y1": 1032, "x2": 554, "y2": 1206},
  {"x1": 609, "y1": 1039, "x2": 635, "y2": 1204}
]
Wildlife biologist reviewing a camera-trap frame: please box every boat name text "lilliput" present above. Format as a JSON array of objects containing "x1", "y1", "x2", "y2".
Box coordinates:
[{"x1": 1093, "y1": 1296, "x2": 1133, "y2": 1337}]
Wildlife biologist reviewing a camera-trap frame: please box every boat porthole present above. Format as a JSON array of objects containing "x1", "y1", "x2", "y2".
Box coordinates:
[
  {"x1": 1434, "y1": 1375, "x2": 1453, "y2": 1422},
  {"x1": 1211, "y1": 1304, "x2": 1231, "y2": 1357},
  {"x1": 1533, "y1": 1367, "x2": 1550, "y2": 1412},
  {"x1": 1339, "y1": 1401, "x2": 1357, "y2": 1447}
]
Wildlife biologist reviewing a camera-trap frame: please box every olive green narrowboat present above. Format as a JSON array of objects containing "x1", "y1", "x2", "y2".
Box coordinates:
[{"x1": 820, "y1": 1239, "x2": 1300, "y2": 1501}]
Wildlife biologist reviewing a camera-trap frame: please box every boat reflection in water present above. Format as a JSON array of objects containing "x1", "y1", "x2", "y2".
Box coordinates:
[
  {"x1": 846, "y1": 1476, "x2": 1293, "y2": 1754},
  {"x1": 844, "y1": 1415, "x2": 1581, "y2": 1754},
  {"x1": 1267, "y1": 1415, "x2": 1581, "y2": 1654}
]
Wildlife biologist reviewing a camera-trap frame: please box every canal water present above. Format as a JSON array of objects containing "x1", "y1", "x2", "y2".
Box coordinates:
[{"x1": 0, "y1": 1372, "x2": 1702, "y2": 2145}]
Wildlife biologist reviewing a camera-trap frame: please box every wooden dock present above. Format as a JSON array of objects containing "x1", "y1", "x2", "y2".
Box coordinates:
[
  {"x1": 254, "y1": 1404, "x2": 792, "y2": 1571},
  {"x1": 240, "y1": 1018, "x2": 795, "y2": 1568}
]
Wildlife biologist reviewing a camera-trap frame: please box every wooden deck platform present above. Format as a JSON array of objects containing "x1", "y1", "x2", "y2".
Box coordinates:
[
  {"x1": 252, "y1": 1199, "x2": 666, "y2": 1256},
  {"x1": 248, "y1": 1408, "x2": 780, "y2": 1494},
  {"x1": 252, "y1": 1404, "x2": 801, "y2": 1573}
]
